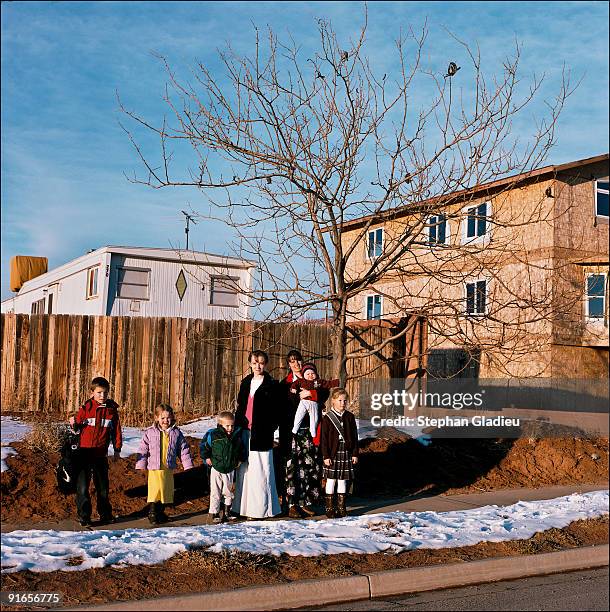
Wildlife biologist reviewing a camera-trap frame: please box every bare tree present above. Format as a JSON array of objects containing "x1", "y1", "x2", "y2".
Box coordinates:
[{"x1": 119, "y1": 11, "x2": 577, "y2": 383}]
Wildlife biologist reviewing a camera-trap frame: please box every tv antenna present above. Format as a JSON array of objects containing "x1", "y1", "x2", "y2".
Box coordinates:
[{"x1": 181, "y1": 210, "x2": 197, "y2": 250}]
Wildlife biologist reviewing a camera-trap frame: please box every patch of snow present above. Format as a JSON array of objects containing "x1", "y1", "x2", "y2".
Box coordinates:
[
  {"x1": 2, "y1": 490, "x2": 607, "y2": 574},
  {"x1": 1, "y1": 447, "x2": 18, "y2": 472},
  {"x1": 1, "y1": 416, "x2": 32, "y2": 444},
  {"x1": 116, "y1": 417, "x2": 217, "y2": 458},
  {"x1": 1, "y1": 417, "x2": 33, "y2": 472},
  {"x1": 180, "y1": 417, "x2": 217, "y2": 439}
]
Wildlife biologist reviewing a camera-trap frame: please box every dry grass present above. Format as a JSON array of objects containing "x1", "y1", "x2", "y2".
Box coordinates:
[
  {"x1": 169, "y1": 548, "x2": 278, "y2": 573},
  {"x1": 23, "y1": 422, "x2": 72, "y2": 454}
]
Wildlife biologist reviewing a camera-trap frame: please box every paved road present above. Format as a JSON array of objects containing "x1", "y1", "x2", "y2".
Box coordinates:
[{"x1": 308, "y1": 568, "x2": 609, "y2": 611}]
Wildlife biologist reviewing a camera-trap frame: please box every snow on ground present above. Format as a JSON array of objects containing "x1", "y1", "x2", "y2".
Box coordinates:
[
  {"x1": 1, "y1": 417, "x2": 32, "y2": 472},
  {"x1": 2, "y1": 490, "x2": 608, "y2": 574},
  {"x1": 2, "y1": 415, "x2": 426, "y2": 468},
  {"x1": 119, "y1": 417, "x2": 217, "y2": 457}
]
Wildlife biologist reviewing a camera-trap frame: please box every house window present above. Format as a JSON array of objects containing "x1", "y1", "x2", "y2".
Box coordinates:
[
  {"x1": 117, "y1": 267, "x2": 150, "y2": 300},
  {"x1": 466, "y1": 280, "x2": 487, "y2": 315},
  {"x1": 210, "y1": 276, "x2": 240, "y2": 307},
  {"x1": 366, "y1": 294, "x2": 382, "y2": 320},
  {"x1": 464, "y1": 202, "x2": 489, "y2": 240},
  {"x1": 86, "y1": 267, "x2": 99, "y2": 299},
  {"x1": 367, "y1": 228, "x2": 384, "y2": 259},
  {"x1": 586, "y1": 273, "x2": 607, "y2": 319},
  {"x1": 428, "y1": 214, "x2": 448, "y2": 245},
  {"x1": 31, "y1": 298, "x2": 45, "y2": 314},
  {"x1": 595, "y1": 179, "x2": 609, "y2": 217}
]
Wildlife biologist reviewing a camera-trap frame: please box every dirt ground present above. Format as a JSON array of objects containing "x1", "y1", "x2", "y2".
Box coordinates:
[
  {"x1": 1, "y1": 425, "x2": 608, "y2": 524},
  {"x1": 1, "y1": 517, "x2": 607, "y2": 610},
  {"x1": 1, "y1": 421, "x2": 608, "y2": 608}
]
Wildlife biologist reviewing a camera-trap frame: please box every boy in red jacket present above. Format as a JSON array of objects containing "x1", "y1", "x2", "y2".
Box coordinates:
[{"x1": 69, "y1": 376, "x2": 122, "y2": 527}]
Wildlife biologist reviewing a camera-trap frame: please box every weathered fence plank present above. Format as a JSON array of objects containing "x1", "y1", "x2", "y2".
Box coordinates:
[{"x1": 0, "y1": 314, "x2": 423, "y2": 421}]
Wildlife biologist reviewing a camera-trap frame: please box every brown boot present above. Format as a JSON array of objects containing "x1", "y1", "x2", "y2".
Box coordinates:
[
  {"x1": 288, "y1": 505, "x2": 304, "y2": 519},
  {"x1": 325, "y1": 495, "x2": 336, "y2": 519},
  {"x1": 336, "y1": 494, "x2": 347, "y2": 518}
]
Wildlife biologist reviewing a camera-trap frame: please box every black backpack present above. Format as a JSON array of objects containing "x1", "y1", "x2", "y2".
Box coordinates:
[{"x1": 56, "y1": 429, "x2": 81, "y2": 495}]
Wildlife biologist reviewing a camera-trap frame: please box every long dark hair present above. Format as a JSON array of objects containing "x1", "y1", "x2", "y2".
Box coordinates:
[{"x1": 286, "y1": 349, "x2": 303, "y2": 366}]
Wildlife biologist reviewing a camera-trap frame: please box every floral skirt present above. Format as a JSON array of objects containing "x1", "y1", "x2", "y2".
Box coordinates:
[{"x1": 285, "y1": 429, "x2": 322, "y2": 507}]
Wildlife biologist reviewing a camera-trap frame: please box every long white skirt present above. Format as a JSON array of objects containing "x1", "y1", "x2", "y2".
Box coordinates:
[{"x1": 232, "y1": 432, "x2": 281, "y2": 518}]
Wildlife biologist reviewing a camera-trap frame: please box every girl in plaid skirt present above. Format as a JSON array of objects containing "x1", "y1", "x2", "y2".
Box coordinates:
[{"x1": 320, "y1": 388, "x2": 359, "y2": 518}]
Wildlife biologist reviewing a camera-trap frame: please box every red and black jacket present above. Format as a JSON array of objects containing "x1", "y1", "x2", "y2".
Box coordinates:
[{"x1": 74, "y1": 398, "x2": 122, "y2": 457}]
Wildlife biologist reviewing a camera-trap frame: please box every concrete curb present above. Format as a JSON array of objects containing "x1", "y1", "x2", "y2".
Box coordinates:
[
  {"x1": 66, "y1": 544, "x2": 609, "y2": 611},
  {"x1": 367, "y1": 544, "x2": 610, "y2": 599}
]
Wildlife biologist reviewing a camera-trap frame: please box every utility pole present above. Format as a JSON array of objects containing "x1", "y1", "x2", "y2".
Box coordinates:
[{"x1": 181, "y1": 210, "x2": 197, "y2": 250}]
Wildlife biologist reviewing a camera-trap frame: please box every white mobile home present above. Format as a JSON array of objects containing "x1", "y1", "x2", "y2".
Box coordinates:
[{"x1": 1, "y1": 246, "x2": 256, "y2": 320}]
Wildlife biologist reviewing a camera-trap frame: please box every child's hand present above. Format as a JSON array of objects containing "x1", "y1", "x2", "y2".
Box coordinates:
[
  {"x1": 290, "y1": 388, "x2": 297, "y2": 394},
  {"x1": 205, "y1": 458, "x2": 212, "y2": 467},
  {"x1": 324, "y1": 458, "x2": 332, "y2": 466},
  {"x1": 352, "y1": 456, "x2": 358, "y2": 465},
  {"x1": 69, "y1": 416, "x2": 75, "y2": 427}
]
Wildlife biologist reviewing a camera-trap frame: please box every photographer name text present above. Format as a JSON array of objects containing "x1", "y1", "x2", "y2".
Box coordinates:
[{"x1": 370, "y1": 415, "x2": 521, "y2": 428}]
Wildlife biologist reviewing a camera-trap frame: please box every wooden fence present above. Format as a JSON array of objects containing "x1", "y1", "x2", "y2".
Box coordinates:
[{"x1": 0, "y1": 314, "x2": 425, "y2": 424}]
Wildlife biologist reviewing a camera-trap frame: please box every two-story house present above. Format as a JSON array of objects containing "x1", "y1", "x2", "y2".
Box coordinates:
[{"x1": 340, "y1": 154, "x2": 609, "y2": 379}]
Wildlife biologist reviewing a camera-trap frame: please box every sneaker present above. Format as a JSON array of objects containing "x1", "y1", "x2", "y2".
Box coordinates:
[
  {"x1": 98, "y1": 515, "x2": 116, "y2": 525},
  {"x1": 79, "y1": 518, "x2": 91, "y2": 527},
  {"x1": 212, "y1": 513, "x2": 222, "y2": 524},
  {"x1": 224, "y1": 505, "x2": 238, "y2": 521}
]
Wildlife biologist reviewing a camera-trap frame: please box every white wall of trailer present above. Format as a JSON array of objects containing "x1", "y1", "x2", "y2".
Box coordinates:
[
  {"x1": 0, "y1": 251, "x2": 109, "y2": 315},
  {"x1": 106, "y1": 255, "x2": 252, "y2": 319}
]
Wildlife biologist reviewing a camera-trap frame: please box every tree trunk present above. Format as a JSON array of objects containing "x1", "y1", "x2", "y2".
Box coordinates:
[{"x1": 331, "y1": 299, "x2": 348, "y2": 386}]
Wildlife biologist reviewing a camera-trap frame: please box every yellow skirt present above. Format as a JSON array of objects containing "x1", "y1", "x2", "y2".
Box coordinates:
[{"x1": 147, "y1": 469, "x2": 174, "y2": 503}]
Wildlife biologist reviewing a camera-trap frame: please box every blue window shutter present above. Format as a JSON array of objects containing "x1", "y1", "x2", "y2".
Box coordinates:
[
  {"x1": 588, "y1": 274, "x2": 605, "y2": 296},
  {"x1": 588, "y1": 298, "x2": 604, "y2": 318},
  {"x1": 477, "y1": 203, "x2": 487, "y2": 236},
  {"x1": 587, "y1": 274, "x2": 606, "y2": 318},
  {"x1": 367, "y1": 296, "x2": 373, "y2": 319},
  {"x1": 374, "y1": 295, "x2": 381, "y2": 319},
  {"x1": 429, "y1": 216, "x2": 437, "y2": 243},
  {"x1": 467, "y1": 209, "x2": 476, "y2": 237},
  {"x1": 368, "y1": 229, "x2": 383, "y2": 257},
  {"x1": 438, "y1": 214, "x2": 446, "y2": 243},
  {"x1": 596, "y1": 182, "x2": 609, "y2": 216}
]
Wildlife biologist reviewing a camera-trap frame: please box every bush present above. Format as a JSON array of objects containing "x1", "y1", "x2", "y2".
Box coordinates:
[{"x1": 24, "y1": 422, "x2": 72, "y2": 454}]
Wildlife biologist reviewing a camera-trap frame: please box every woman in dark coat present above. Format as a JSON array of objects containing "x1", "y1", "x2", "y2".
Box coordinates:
[
  {"x1": 232, "y1": 350, "x2": 282, "y2": 518},
  {"x1": 280, "y1": 349, "x2": 325, "y2": 518}
]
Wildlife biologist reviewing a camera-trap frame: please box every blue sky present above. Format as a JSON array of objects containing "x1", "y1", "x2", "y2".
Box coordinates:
[{"x1": 1, "y1": 1, "x2": 609, "y2": 302}]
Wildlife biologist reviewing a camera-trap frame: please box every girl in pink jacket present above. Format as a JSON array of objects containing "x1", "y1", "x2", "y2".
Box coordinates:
[{"x1": 136, "y1": 404, "x2": 194, "y2": 524}]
